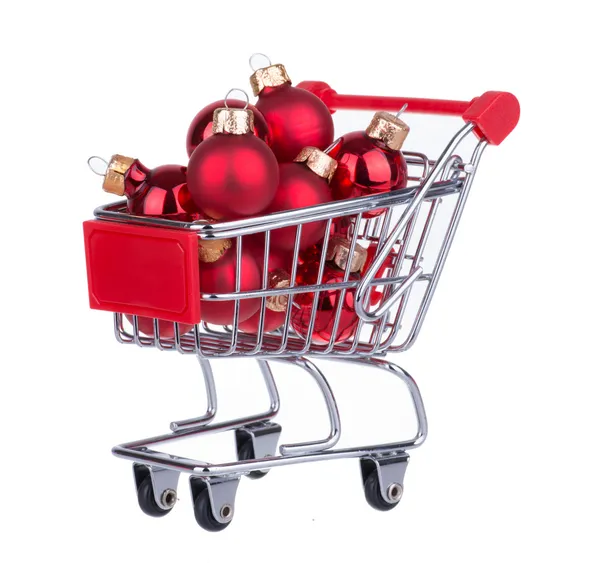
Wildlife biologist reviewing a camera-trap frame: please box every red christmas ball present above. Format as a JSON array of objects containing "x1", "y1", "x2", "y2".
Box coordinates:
[
  {"x1": 125, "y1": 315, "x2": 194, "y2": 338},
  {"x1": 364, "y1": 243, "x2": 395, "y2": 306},
  {"x1": 199, "y1": 243, "x2": 261, "y2": 325},
  {"x1": 292, "y1": 261, "x2": 360, "y2": 344},
  {"x1": 188, "y1": 133, "x2": 279, "y2": 221},
  {"x1": 246, "y1": 236, "x2": 295, "y2": 274},
  {"x1": 330, "y1": 215, "x2": 354, "y2": 239},
  {"x1": 266, "y1": 161, "x2": 333, "y2": 252},
  {"x1": 256, "y1": 84, "x2": 334, "y2": 162},
  {"x1": 120, "y1": 159, "x2": 201, "y2": 220},
  {"x1": 239, "y1": 308, "x2": 286, "y2": 334},
  {"x1": 328, "y1": 131, "x2": 408, "y2": 218},
  {"x1": 186, "y1": 99, "x2": 270, "y2": 157}
]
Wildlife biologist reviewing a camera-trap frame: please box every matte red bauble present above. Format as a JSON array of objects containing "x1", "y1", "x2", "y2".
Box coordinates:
[
  {"x1": 240, "y1": 244, "x2": 291, "y2": 334},
  {"x1": 246, "y1": 236, "x2": 294, "y2": 275},
  {"x1": 125, "y1": 315, "x2": 194, "y2": 338},
  {"x1": 328, "y1": 112, "x2": 410, "y2": 218},
  {"x1": 186, "y1": 99, "x2": 270, "y2": 157},
  {"x1": 100, "y1": 155, "x2": 201, "y2": 221},
  {"x1": 292, "y1": 262, "x2": 360, "y2": 344},
  {"x1": 267, "y1": 147, "x2": 336, "y2": 252},
  {"x1": 199, "y1": 243, "x2": 261, "y2": 325},
  {"x1": 250, "y1": 63, "x2": 334, "y2": 162},
  {"x1": 239, "y1": 308, "x2": 286, "y2": 334},
  {"x1": 187, "y1": 106, "x2": 279, "y2": 221}
]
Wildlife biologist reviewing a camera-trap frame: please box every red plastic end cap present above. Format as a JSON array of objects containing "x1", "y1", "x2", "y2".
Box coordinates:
[
  {"x1": 463, "y1": 91, "x2": 520, "y2": 145},
  {"x1": 296, "y1": 81, "x2": 337, "y2": 114},
  {"x1": 83, "y1": 220, "x2": 201, "y2": 324}
]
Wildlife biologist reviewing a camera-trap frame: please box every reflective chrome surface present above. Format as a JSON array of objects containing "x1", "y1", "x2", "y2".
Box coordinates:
[
  {"x1": 99, "y1": 126, "x2": 485, "y2": 360},
  {"x1": 92, "y1": 119, "x2": 494, "y2": 521}
]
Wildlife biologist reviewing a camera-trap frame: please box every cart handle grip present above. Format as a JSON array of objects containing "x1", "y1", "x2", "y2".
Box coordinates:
[{"x1": 297, "y1": 81, "x2": 520, "y2": 146}]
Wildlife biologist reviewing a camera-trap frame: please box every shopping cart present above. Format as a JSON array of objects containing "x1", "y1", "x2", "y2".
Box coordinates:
[{"x1": 83, "y1": 84, "x2": 519, "y2": 531}]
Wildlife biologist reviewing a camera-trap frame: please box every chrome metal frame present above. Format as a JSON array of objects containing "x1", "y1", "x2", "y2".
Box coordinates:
[
  {"x1": 98, "y1": 125, "x2": 486, "y2": 360},
  {"x1": 114, "y1": 357, "x2": 426, "y2": 474},
  {"x1": 91, "y1": 120, "x2": 490, "y2": 525}
]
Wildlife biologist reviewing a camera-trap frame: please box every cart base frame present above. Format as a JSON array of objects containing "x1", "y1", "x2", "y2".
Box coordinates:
[{"x1": 112, "y1": 356, "x2": 427, "y2": 531}]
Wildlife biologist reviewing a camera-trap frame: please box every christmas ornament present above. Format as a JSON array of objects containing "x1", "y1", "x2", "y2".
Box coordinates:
[
  {"x1": 239, "y1": 269, "x2": 291, "y2": 334},
  {"x1": 267, "y1": 147, "x2": 336, "y2": 252},
  {"x1": 250, "y1": 58, "x2": 334, "y2": 162},
  {"x1": 292, "y1": 237, "x2": 365, "y2": 344},
  {"x1": 99, "y1": 155, "x2": 200, "y2": 221},
  {"x1": 246, "y1": 236, "x2": 295, "y2": 275},
  {"x1": 199, "y1": 242, "x2": 262, "y2": 325},
  {"x1": 186, "y1": 99, "x2": 270, "y2": 157},
  {"x1": 328, "y1": 111, "x2": 410, "y2": 217},
  {"x1": 326, "y1": 235, "x2": 368, "y2": 273},
  {"x1": 198, "y1": 238, "x2": 233, "y2": 263},
  {"x1": 363, "y1": 243, "x2": 396, "y2": 306},
  {"x1": 125, "y1": 315, "x2": 193, "y2": 338},
  {"x1": 330, "y1": 215, "x2": 355, "y2": 239},
  {"x1": 187, "y1": 92, "x2": 279, "y2": 221}
]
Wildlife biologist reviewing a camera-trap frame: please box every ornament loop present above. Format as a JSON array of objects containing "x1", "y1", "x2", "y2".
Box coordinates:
[
  {"x1": 87, "y1": 156, "x2": 109, "y2": 177},
  {"x1": 224, "y1": 88, "x2": 250, "y2": 110},
  {"x1": 249, "y1": 52, "x2": 272, "y2": 71},
  {"x1": 396, "y1": 103, "x2": 409, "y2": 118}
]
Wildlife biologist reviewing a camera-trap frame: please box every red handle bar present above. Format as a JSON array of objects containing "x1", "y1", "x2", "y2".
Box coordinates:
[{"x1": 297, "y1": 81, "x2": 519, "y2": 146}]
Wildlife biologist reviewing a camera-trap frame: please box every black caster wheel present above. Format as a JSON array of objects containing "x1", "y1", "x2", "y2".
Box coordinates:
[
  {"x1": 137, "y1": 476, "x2": 173, "y2": 518},
  {"x1": 363, "y1": 469, "x2": 402, "y2": 512},
  {"x1": 193, "y1": 486, "x2": 231, "y2": 532},
  {"x1": 237, "y1": 436, "x2": 269, "y2": 480}
]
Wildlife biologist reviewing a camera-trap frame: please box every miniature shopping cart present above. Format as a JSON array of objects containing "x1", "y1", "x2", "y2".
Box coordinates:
[{"x1": 83, "y1": 83, "x2": 519, "y2": 531}]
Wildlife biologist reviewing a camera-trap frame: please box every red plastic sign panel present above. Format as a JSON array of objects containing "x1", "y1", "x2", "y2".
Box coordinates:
[{"x1": 83, "y1": 220, "x2": 201, "y2": 324}]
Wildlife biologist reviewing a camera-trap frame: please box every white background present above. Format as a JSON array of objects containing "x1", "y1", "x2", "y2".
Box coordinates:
[{"x1": 1, "y1": 1, "x2": 598, "y2": 561}]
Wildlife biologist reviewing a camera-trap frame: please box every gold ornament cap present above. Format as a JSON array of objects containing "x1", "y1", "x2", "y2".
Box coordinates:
[
  {"x1": 294, "y1": 147, "x2": 338, "y2": 183},
  {"x1": 198, "y1": 238, "x2": 233, "y2": 263},
  {"x1": 102, "y1": 154, "x2": 136, "y2": 196},
  {"x1": 326, "y1": 236, "x2": 368, "y2": 273},
  {"x1": 250, "y1": 64, "x2": 291, "y2": 96},
  {"x1": 212, "y1": 107, "x2": 254, "y2": 135},
  {"x1": 366, "y1": 112, "x2": 410, "y2": 151},
  {"x1": 266, "y1": 269, "x2": 291, "y2": 312}
]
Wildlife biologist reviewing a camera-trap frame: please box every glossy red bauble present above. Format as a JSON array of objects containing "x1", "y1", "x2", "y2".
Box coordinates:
[
  {"x1": 328, "y1": 132, "x2": 408, "y2": 217},
  {"x1": 124, "y1": 162, "x2": 200, "y2": 221},
  {"x1": 266, "y1": 162, "x2": 333, "y2": 252},
  {"x1": 186, "y1": 99, "x2": 270, "y2": 157},
  {"x1": 239, "y1": 308, "x2": 286, "y2": 334},
  {"x1": 199, "y1": 244, "x2": 261, "y2": 325},
  {"x1": 187, "y1": 133, "x2": 279, "y2": 221},
  {"x1": 125, "y1": 315, "x2": 194, "y2": 338},
  {"x1": 256, "y1": 85, "x2": 334, "y2": 162},
  {"x1": 292, "y1": 262, "x2": 360, "y2": 344},
  {"x1": 364, "y1": 243, "x2": 395, "y2": 306},
  {"x1": 330, "y1": 215, "x2": 354, "y2": 239}
]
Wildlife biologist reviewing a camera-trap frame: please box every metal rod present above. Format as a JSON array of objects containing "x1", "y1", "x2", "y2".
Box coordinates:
[
  {"x1": 276, "y1": 357, "x2": 341, "y2": 455},
  {"x1": 169, "y1": 358, "x2": 218, "y2": 431}
]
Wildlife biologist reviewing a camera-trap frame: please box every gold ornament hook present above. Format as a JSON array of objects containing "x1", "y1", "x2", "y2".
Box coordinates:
[
  {"x1": 87, "y1": 156, "x2": 109, "y2": 177},
  {"x1": 249, "y1": 52, "x2": 272, "y2": 72},
  {"x1": 224, "y1": 88, "x2": 250, "y2": 110}
]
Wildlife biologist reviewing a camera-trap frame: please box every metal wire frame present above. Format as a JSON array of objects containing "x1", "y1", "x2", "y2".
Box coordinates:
[
  {"x1": 97, "y1": 123, "x2": 486, "y2": 359},
  {"x1": 112, "y1": 356, "x2": 427, "y2": 476}
]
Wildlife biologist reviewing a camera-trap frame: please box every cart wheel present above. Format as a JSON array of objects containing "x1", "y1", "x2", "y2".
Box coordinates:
[
  {"x1": 137, "y1": 476, "x2": 173, "y2": 518},
  {"x1": 363, "y1": 469, "x2": 402, "y2": 512},
  {"x1": 193, "y1": 487, "x2": 231, "y2": 532},
  {"x1": 237, "y1": 436, "x2": 269, "y2": 480}
]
